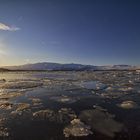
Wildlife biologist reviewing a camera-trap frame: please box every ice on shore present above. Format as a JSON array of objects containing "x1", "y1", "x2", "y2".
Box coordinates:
[{"x1": 0, "y1": 81, "x2": 43, "y2": 89}]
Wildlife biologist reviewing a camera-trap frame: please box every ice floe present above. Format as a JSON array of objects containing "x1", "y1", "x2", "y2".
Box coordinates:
[
  {"x1": 75, "y1": 81, "x2": 107, "y2": 90},
  {"x1": 63, "y1": 119, "x2": 93, "y2": 137},
  {"x1": 79, "y1": 107, "x2": 123, "y2": 137},
  {"x1": 118, "y1": 100, "x2": 138, "y2": 109},
  {"x1": 33, "y1": 108, "x2": 77, "y2": 123},
  {"x1": 50, "y1": 95, "x2": 78, "y2": 104}
]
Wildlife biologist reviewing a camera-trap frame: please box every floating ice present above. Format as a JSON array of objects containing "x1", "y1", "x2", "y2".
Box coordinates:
[
  {"x1": 119, "y1": 87, "x2": 133, "y2": 92},
  {"x1": 50, "y1": 95, "x2": 78, "y2": 104},
  {"x1": 58, "y1": 108, "x2": 77, "y2": 123},
  {"x1": 0, "y1": 117, "x2": 10, "y2": 137},
  {"x1": 0, "y1": 102, "x2": 13, "y2": 110},
  {"x1": 16, "y1": 103, "x2": 30, "y2": 111},
  {"x1": 118, "y1": 100, "x2": 138, "y2": 109},
  {"x1": 63, "y1": 119, "x2": 93, "y2": 137},
  {"x1": 0, "y1": 127, "x2": 9, "y2": 137},
  {"x1": 79, "y1": 108, "x2": 123, "y2": 137},
  {"x1": 76, "y1": 81, "x2": 107, "y2": 90},
  {"x1": 33, "y1": 108, "x2": 77, "y2": 123},
  {"x1": 29, "y1": 98, "x2": 43, "y2": 107},
  {"x1": 0, "y1": 92, "x2": 22, "y2": 100},
  {"x1": 33, "y1": 109, "x2": 56, "y2": 121}
]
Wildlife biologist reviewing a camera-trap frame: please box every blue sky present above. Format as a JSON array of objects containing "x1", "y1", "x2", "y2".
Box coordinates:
[{"x1": 0, "y1": 0, "x2": 140, "y2": 66}]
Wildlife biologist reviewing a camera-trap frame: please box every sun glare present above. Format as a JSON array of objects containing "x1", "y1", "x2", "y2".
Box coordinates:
[{"x1": 0, "y1": 49, "x2": 6, "y2": 55}]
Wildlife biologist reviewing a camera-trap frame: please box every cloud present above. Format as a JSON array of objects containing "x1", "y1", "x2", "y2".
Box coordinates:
[{"x1": 0, "y1": 23, "x2": 20, "y2": 31}]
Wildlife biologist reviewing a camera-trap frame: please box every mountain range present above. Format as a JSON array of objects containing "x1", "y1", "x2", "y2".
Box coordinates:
[{"x1": 1, "y1": 62, "x2": 139, "y2": 71}]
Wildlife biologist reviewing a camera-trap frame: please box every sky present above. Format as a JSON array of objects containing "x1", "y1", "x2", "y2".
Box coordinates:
[{"x1": 0, "y1": 0, "x2": 140, "y2": 66}]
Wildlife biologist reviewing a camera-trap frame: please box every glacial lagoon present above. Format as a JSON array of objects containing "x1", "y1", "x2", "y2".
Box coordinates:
[{"x1": 0, "y1": 71, "x2": 140, "y2": 140}]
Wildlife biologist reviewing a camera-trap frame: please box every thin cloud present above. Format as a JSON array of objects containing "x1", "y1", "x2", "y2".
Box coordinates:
[{"x1": 0, "y1": 23, "x2": 20, "y2": 31}]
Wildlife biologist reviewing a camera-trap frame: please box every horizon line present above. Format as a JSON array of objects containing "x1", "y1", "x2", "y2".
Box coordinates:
[{"x1": 0, "y1": 61, "x2": 139, "y2": 67}]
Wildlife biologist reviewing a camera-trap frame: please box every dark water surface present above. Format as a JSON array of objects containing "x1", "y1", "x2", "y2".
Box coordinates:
[{"x1": 0, "y1": 71, "x2": 140, "y2": 140}]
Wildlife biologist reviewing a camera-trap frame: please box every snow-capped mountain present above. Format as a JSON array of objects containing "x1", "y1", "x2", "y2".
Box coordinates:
[
  {"x1": 96, "y1": 65, "x2": 138, "y2": 70},
  {"x1": 1, "y1": 62, "x2": 138, "y2": 71},
  {"x1": 2, "y1": 62, "x2": 95, "y2": 71}
]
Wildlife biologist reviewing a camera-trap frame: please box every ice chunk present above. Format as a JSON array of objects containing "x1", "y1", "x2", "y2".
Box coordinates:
[
  {"x1": 0, "y1": 102, "x2": 13, "y2": 110},
  {"x1": 50, "y1": 95, "x2": 78, "y2": 104},
  {"x1": 29, "y1": 98, "x2": 43, "y2": 107},
  {"x1": 118, "y1": 100, "x2": 138, "y2": 109},
  {"x1": 0, "y1": 117, "x2": 10, "y2": 137},
  {"x1": 57, "y1": 108, "x2": 77, "y2": 123},
  {"x1": 0, "y1": 92, "x2": 22, "y2": 100},
  {"x1": 79, "y1": 108, "x2": 123, "y2": 137},
  {"x1": 0, "y1": 127, "x2": 9, "y2": 137},
  {"x1": 118, "y1": 87, "x2": 133, "y2": 92},
  {"x1": 16, "y1": 103, "x2": 30, "y2": 111},
  {"x1": 33, "y1": 108, "x2": 77, "y2": 123},
  {"x1": 63, "y1": 119, "x2": 93, "y2": 137},
  {"x1": 33, "y1": 109, "x2": 56, "y2": 121},
  {"x1": 76, "y1": 81, "x2": 107, "y2": 90}
]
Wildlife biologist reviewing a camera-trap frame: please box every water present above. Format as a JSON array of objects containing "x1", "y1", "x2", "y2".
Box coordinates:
[{"x1": 0, "y1": 71, "x2": 140, "y2": 140}]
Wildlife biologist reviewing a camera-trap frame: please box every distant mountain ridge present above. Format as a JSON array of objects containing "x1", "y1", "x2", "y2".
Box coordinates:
[
  {"x1": 2, "y1": 62, "x2": 95, "y2": 71},
  {"x1": 0, "y1": 68, "x2": 9, "y2": 71},
  {"x1": 1, "y1": 62, "x2": 139, "y2": 71}
]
